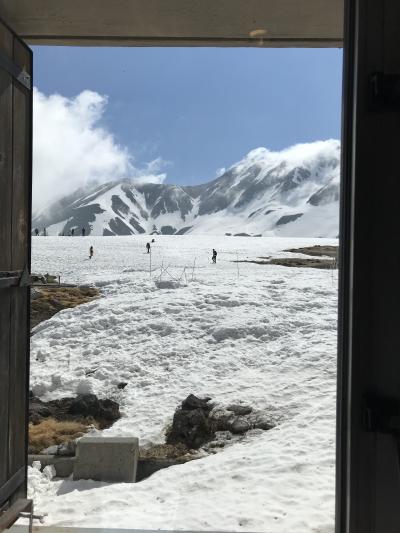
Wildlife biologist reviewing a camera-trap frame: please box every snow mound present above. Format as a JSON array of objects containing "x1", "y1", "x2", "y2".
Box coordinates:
[{"x1": 29, "y1": 235, "x2": 338, "y2": 532}]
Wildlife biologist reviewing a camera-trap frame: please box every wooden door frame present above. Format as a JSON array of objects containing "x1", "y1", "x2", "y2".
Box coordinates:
[
  {"x1": 0, "y1": 15, "x2": 32, "y2": 509},
  {"x1": 5, "y1": 1, "x2": 400, "y2": 531}
]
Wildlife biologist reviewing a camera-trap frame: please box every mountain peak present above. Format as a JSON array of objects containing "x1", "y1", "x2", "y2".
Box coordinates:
[{"x1": 32, "y1": 141, "x2": 340, "y2": 238}]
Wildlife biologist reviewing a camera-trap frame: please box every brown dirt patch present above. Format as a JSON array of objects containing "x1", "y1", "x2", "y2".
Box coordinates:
[
  {"x1": 234, "y1": 257, "x2": 336, "y2": 269},
  {"x1": 140, "y1": 442, "x2": 191, "y2": 460},
  {"x1": 267, "y1": 257, "x2": 336, "y2": 269},
  {"x1": 31, "y1": 286, "x2": 99, "y2": 330},
  {"x1": 29, "y1": 418, "x2": 92, "y2": 454},
  {"x1": 284, "y1": 245, "x2": 338, "y2": 257}
]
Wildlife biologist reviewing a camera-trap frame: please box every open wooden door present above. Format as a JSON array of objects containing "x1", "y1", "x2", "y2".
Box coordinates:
[{"x1": 0, "y1": 17, "x2": 32, "y2": 512}]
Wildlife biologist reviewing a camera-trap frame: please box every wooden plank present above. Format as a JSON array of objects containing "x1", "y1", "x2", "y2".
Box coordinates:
[
  {"x1": 0, "y1": 497, "x2": 32, "y2": 529},
  {"x1": 0, "y1": 0, "x2": 344, "y2": 46},
  {"x1": 7, "y1": 34, "x2": 31, "y2": 502},
  {"x1": 0, "y1": 467, "x2": 25, "y2": 506},
  {"x1": 0, "y1": 19, "x2": 13, "y2": 271},
  {"x1": 11, "y1": 36, "x2": 30, "y2": 269},
  {"x1": 0, "y1": 19, "x2": 13, "y2": 496},
  {"x1": 8, "y1": 289, "x2": 28, "y2": 494},
  {"x1": 0, "y1": 289, "x2": 11, "y2": 494}
]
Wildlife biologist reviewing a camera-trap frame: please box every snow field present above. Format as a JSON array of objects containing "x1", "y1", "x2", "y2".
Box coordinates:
[{"x1": 29, "y1": 235, "x2": 338, "y2": 532}]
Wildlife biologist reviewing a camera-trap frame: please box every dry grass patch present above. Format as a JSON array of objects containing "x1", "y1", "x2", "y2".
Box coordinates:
[
  {"x1": 284, "y1": 245, "x2": 338, "y2": 257},
  {"x1": 31, "y1": 286, "x2": 100, "y2": 329},
  {"x1": 140, "y1": 442, "x2": 190, "y2": 460},
  {"x1": 234, "y1": 257, "x2": 336, "y2": 269},
  {"x1": 29, "y1": 418, "x2": 91, "y2": 453}
]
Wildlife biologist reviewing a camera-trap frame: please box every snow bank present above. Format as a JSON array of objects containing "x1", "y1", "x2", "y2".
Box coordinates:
[{"x1": 30, "y1": 235, "x2": 338, "y2": 532}]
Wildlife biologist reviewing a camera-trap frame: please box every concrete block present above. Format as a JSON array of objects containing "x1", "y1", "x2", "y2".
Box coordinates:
[{"x1": 73, "y1": 437, "x2": 139, "y2": 482}]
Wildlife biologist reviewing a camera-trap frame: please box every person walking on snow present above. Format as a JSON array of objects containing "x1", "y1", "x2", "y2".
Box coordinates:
[
  {"x1": 82, "y1": 227, "x2": 85, "y2": 236},
  {"x1": 212, "y1": 249, "x2": 217, "y2": 263},
  {"x1": 89, "y1": 246, "x2": 94, "y2": 259},
  {"x1": 146, "y1": 242, "x2": 151, "y2": 254}
]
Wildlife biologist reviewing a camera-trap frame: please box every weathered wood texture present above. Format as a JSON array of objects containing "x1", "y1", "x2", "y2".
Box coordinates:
[
  {"x1": 0, "y1": 17, "x2": 31, "y2": 508},
  {"x1": 0, "y1": 0, "x2": 344, "y2": 47}
]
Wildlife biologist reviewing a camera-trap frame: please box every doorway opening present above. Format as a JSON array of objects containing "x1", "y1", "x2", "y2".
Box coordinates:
[{"x1": 25, "y1": 45, "x2": 343, "y2": 532}]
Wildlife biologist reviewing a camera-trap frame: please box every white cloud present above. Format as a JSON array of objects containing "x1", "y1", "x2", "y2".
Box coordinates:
[
  {"x1": 33, "y1": 89, "x2": 167, "y2": 213},
  {"x1": 132, "y1": 157, "x2": 168, "y2": 185}
]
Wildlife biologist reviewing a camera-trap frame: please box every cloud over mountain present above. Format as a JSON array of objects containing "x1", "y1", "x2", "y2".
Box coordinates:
[{"x1": 33, "y1": 89, "x2": 167, "y2": 214}]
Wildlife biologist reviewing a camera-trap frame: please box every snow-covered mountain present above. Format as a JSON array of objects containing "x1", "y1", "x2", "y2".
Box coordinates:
[{"x1": 32, "y1": 140, "x2": 340, "y2": 237}]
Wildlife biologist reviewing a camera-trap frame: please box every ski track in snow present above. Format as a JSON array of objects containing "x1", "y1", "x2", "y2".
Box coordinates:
[{"x1": 29, "y1": 235, "x2": 338, "y2": 532}]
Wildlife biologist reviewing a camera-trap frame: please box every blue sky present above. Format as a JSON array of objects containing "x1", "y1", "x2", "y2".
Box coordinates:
[{"x1": 33, "y1": 47, "x2": 342, "y2": 186}]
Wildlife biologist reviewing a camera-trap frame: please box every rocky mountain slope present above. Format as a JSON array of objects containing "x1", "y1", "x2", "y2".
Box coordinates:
[{"x1": 32, "y1": 140, "x2": 340, "y2": 237}]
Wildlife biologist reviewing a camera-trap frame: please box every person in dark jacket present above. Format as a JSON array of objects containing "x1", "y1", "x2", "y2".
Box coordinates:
[
  {"x1": 82, "y1": 227, "x2": 85, "y2": 236},
  {"x1": 212, "y1": 249, "x2": 217, "y2": 263},
  {"x1": 89, "y1": 246, "x2": 94, "y2": 259},
  {"x1": 146, "y1": 242, "x2": 151, "y2": 253},
  {"x1": 34, "y1": 228, "x2": 39, "y2": 236}
]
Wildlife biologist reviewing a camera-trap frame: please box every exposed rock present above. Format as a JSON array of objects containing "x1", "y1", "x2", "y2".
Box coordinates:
[
  {"x1": 69, "y1": 394, "x2": 120, "y2": 421},
  {"x1": 276, "y1": 213, "x2": 303, "y2": 226},
  {"x1": 98, "y1": 398, "x2": 121, "y2": 421},
  {"x1": 307, "y1": 181, "x2": 339, "y2": 206},
  {"x1": 182, "y1": 394, "x2": 212, "y2": 412},
  {"x1": 29, "y1": 401, "x2": 52, "y2": 422},
  {"x1": 160, "y1": 225, "x2": 177, "y2": 235},
  {"x1": 166, "y1": 395, "x2": 214, "y2": 449},
  {"x1": 30, "y1": 288, "x2": 41, "y2": 300},
  {"x1": 118, "y1": 382, "x2": 128, "y2": 390},
  {"x1": 29, "y1": 393, "x2": 120, "y2": 426},
  {"x1": 254, "y1": 418, "x2": 274, "y2": 431},
  {"x1": 167, "y1": 395, "x2": 274, "y2": 450},
  {"x1": 229, "y1": 417, "x2": 251, "y2": 434},
  {"x1": 155, "y1": 280, "x2": 182, "y2": 289},
  {"x1": 56, "y1": 439, "x2": 77, "y2": 456},
  {"x1": 175, "y1": 226, "x2": 192, "y2": 235},
  {"x1": 69, "y1": 394, "x2": 100, "y2": 417},
  {"x1": 227, "y1": 404, "x2": 252, "y2": 416}
]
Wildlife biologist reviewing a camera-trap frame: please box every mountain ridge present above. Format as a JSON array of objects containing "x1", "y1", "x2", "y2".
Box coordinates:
[{"x1": 32, "y1": 140, "x2": 340, "y2": 238}]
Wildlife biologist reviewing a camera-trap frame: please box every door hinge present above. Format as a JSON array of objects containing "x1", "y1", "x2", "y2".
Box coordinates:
[{"x1": 0, "y1": 267, "x2": 31, "y2": 289}]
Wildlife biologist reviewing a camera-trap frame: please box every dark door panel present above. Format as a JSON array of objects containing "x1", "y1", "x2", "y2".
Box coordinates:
[{"x1": 0, "y1": 16, "x2": 32, "y2": 508}]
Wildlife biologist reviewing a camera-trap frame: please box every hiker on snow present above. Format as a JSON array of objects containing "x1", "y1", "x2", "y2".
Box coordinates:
[
  {"x1": 146, "y1": 242, "x2": 151, "y2": 254},
  {"x1": 89, "y1": 246, "x2": 94, "y2": 259},
  {"x1": 34, "y1": 228, "x2": 39, "y2": 236},
  {"x1": 82, "y1": 227, "x2": 85, "y2": 236},
  {"x1": 212, "y1": 249, "x2": 217, "y2": 263}
]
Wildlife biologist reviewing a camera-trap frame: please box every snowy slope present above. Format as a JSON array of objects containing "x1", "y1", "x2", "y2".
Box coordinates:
[
  {"x1": 32, "y1": 140, "x2": 340, "y2": 238},
  {"x1": 29, "y1": 235, "x2": 338, "y2": 533}
]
